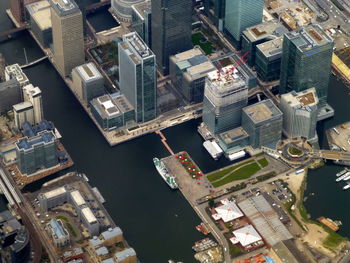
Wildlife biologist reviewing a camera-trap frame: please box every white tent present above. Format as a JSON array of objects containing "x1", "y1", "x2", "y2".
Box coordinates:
[
  {"x1": 231, "y1": 224, "x2": 262, "y2": 247},
  {"x1": 213, "y1": 201, "x2": 244, "y2": 222}
]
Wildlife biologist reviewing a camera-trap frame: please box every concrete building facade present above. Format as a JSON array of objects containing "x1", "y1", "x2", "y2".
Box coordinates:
[
  {"x1": 50, "y1": 0, "x2": 85, "y2": 76},
  {"x1": 23, "y1": 84, "x2": 44, "y2": 125},
  {"x1": 111, "y1": 0, "x2": 145, "y2": 22},
  {"x1": 72, "y1": 62, "x2": 105, "y2": 103},
  {"x1": 13, "y1": 102, "x2": 35, "y2": 129}
]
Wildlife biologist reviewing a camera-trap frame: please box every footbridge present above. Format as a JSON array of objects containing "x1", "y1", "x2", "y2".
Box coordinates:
[
  {"x1": 20, "y1": 55, "x2": 48, "y2": 69},
  {"x1": 309, "y1": 150, "x2": 350, "y2": 161}
]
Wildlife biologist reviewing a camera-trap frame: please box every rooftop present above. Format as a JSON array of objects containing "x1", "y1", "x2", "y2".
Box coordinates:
[
  {"x1": 212, "y1": 199, "x2": 244, "y2": 222},
  {"x1": 16, "y1": 131, "x2": 55, "y2": 151},
  {"x1": 281, "y1": 88, "x2": 318, "y2": 108},
  {"x1": 243, "y1": 21, "x2": 287, "y2": 42},
  {"x1": 42, "y1": 186, "x2": 66, "y2": 200},
  {"x1": 70, "y1": 190, "x2": 85, "y2": 206},
  {"x1": 243, "y1": 99, "x2": 282, "y2": 124},
  {"x1": 114, "y1": 248, "x2": 136, "y2": 261},
  {"x1": 75, "y1": 62, "x2": 103, "y2": 82},
  {"x1": 91, "y1": 94, "x2": 134, "y2": 119},
  {"x1": 81, "y1": 207, "x2": 97, "y2": 224},
  {"x1": 131, "y1": 0, "x2": 151, "y2": 20},
  {"x1": 256, "y1": 37, "x2": 284, "y2": 60},
  {"x1": 207, "y1": 65, "x2": 246, "y2": 91},
  {"x1": 230, "y1": 224, "x2": 262, "y2": 247},
  {"x1": 238, "y1": 195, "x2": 293, "y2": 246},
  {"x1": 48, "y1": 219, "x2": 68, "y2": 239},
  {"x1": 13, "y1": 102, "x2": 33, "y2": 112},
  {"x1": 122, "y1": 32, "x2": 153, "y2": 60},
  {"x1": 219, "y1": 127, "x2": 249, "y2": 145},
  {"x1": 5, "y1": 64, "x2": 29, "y2": 84},
  {"x1": 51, "y1": 0, "x2": 79, "y2": 16},
  {"x1": 101, "y1": 227, "x2": 123, "y2": 240},
  {"x1": 95, "y1": 246, "x2": 109, "y2": 256},
  {"x1": 27, "y1": 0, "x2": 51, "y2": 30},
  {"x1": 23, "y1": 84, "x2": 42, "y2": 97},
  {"x1": 286, "y1": 24, "x2": 333, "y2": 52}
]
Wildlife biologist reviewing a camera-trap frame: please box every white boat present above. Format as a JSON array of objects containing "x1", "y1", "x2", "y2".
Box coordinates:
[
  {"x1": 336, "y1": 168, "x2": 348, "y2": 177},
  {"x1": 203, "y1": 140, "x2": 223, "y2": 160},
  {"x1": 343, "y1": 184, "x2": 350, "y2": 190},
  {"x1": 153, "y1": 158, "x2": 178, "y2": 189},
  {"x1": 336, "y1": 172, "x2": 350, "y2": 182}
]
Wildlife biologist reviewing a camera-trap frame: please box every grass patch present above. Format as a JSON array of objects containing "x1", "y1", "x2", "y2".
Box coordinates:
[
  {"x1": 257, "y1": 158, "x2": 268, "y2": 168},
  {"x1": 288, "y1": 146, "x2": 303, "y2": 156},
  {"x1": 212, "y1": 162, "x2": 261, "y2": 187},
  {"x1": 56, "y1": 215, "x2": 68, "y2": 222},
  {"x1": 207, "y1": 159, "x2": 254, "y2": 182},
  {"x1": 192, "y1": 32, "x2": 213, "y2": 55},
  {"x1": 323, "y1": 227, "x2": 346, "y2": 249},
  {"x1": 56, "y1": 216, "x2": 77, "y2": 238}
]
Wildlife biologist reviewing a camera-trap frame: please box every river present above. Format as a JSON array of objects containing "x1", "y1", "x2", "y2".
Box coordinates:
[{"x1": 1, "y1": 1, "x2": 350, "y2": 262}]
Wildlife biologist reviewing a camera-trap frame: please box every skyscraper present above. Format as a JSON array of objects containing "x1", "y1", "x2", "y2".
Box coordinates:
[
  {"x1": 280, "y1": 24, "x2": 334, "y2": 106},
  {"x1": 279, "y1": 88, "x2": 318, "y2": 141},
  {"x1": 118, "y1": 32, "x2": 156, "y2": 123},
  {"x1": 23, "y1": 84, "x2": 44, "y2": 125},
  {"x1": 202, "y1": 66, "x2": 249, "y2": 135},
  {"x1": 131, "y1": 1, "x2": 152, "y2": 47},
  {"x1": 151, "y1": 0, "x2": 192, "y2": 75},
  {"x1": 224, "y1": 0, "x2": 264, "y2": 46},
  {"x1": 10, "y1": 0, "x2": 25, "y2": 24},
  {"x1": 203, "y1": 0, "x2": 225, "y2": 31},
  {"x1": 50, "y1": 0, "x2": 85, "y2": 77},
  {"x1": 112, "y1": 0, "x2": 145, "y2": 22}
]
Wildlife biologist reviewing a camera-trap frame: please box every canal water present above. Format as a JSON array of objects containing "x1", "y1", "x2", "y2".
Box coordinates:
[{"x1": 1, "y1": 1, "x2": 350, "y2": 262}]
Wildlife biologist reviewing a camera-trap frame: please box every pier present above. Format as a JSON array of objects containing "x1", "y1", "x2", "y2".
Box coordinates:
[{"x1": 155, "y1": 130, "x2": 174, "y2": 155}]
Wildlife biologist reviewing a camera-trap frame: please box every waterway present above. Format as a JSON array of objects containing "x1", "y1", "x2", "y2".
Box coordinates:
[{"x1": 1, "y1": 1, "x2": 350, "y2": 261}]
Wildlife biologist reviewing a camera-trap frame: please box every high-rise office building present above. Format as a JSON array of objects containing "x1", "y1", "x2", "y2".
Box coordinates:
[
  {"x1": 0, "y1": 79, "x2": 22, "y2": 114},
  {"x1": 5, "y1": 64, "x2": 30, "y2": 87},
  {"x1": 10, "y1": 0, "x2": 25, "y2": 23},
  {"x1": 50, "y1": 0, "x2": 85, "y2": 77},
  {"x1": 242, "y1": 99, "x2": 283, "y2": 149},
  {"x1": 280, "y1": 24, "x2": 334, "y2": 106},
  {"x1": 16, "y1": 131, "x2": 58, "y2": 175},
  {"x1": 279, "y1": 88, "x2": 318, "y2": 141},
  {"x1": 151, "y1": 0, "x2": 192, "y2": 75},
  {"x1": 112, "y1": 0, "x2": 145, "y2": 22},
  {"x1": 118, "y1": 32, "x2": 156, "y2": 123},
  {"x1": 169, "y1": 47, "x2": 216, "y2": 104},
  {"x1": 241, "y1": 22, "x2": 287, "y2": 67},
  {"x1": 203, "y1": 0, "x2": 226, "y2": 31},
  {"x1": 72, "y1": 62, "x2": 105, "y2": 103},
  {"x1": 23, "y1": 84, "x2": 44, "y2": 125},
  {"x1": 255, "y1": 37, "x2": 284, "y2": 82},
  {"x1": 224, "y1": 0, "x2": 264, "y2": 46},
  {"x1": 13, "y1": 102, "x2": 35, "y2": 130},
  {"x1": 131, "y1": 1, "x2": 152, "y2": 47},
  {"x1": 202, "y1": 65, "x2": 249, "y2": 135}
]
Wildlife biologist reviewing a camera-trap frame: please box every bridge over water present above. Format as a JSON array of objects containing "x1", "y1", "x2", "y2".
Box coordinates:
[{"x1": 309, "y1": 150, "x2": 350, "y2": 161}]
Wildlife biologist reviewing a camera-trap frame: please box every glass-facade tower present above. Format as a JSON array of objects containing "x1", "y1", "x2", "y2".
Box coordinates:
[
  {"x1": 280, "y1": 24, "x2": 334, "y2": 106},
  {"x1": 119, "y1": 32, "x2": 156, "y2": 123},
  {"x1": 151, "y1": 0, "x2": 192, "y2": 75},
  {"x1": 224, "y1": 0, "x2": 264, "y2": 44}
]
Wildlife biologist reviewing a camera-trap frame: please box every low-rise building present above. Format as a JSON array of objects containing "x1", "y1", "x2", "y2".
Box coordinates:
[
  {"x1": 90, "y1": 93, "x2": 135, "y2": 131},
  {"x1": 101, "y1": 227, "x2": 123, "y2": 246},
  {"x1": 47, "y1": 218, "x2": 70, "y2": 247},
  {"x1": 242, "y1": 99, "x2": 283, "y2": 149},
  {"x1": 169, "y1": 47, "x2": 216, "y2": 103},
  {"x1": 81, "y1": 207, "x2": 100, "y2": 237},
  {"x1": 38, "y1": 186, "x2": 68, "y2": 211},
  {"x1": 114, "y1": 248, "x2": 137, "y2": 263},
  {"x1": 26, "y1": 0, "x2": 52, "y2": 48},
  {"x1": 72, "y1": 62, "x2": 105, "y2": 103},
  {"x1": 5, "y1": 64, "x2": 30, "y2": 87}
]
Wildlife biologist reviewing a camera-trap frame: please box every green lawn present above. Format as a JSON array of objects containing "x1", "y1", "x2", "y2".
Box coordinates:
[
  {"x1": 207, "y1": 159, "x2": 254, "y2": 182},
  {"x1": 212, "y1": 162, "x2": 261, "y2": 188},
  {"x1": 288, "y1": 146, "x2": 303, "y2": 156},
  {"x1": 192, "y1": 32, "x2": 213, "y2": 55},
  {"x1": 258, "y1": 158, "x2": 269, "y2": 168}
]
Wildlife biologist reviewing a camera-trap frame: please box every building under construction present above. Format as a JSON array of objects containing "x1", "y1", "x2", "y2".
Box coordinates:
[{"x1": 202, "y1": 65, "x2": 249, "y2": 135}]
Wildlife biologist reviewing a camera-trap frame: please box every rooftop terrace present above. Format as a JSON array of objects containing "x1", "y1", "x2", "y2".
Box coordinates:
[{"x1": 243, "y1": 99, "x2": 282, "y2": 124}]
